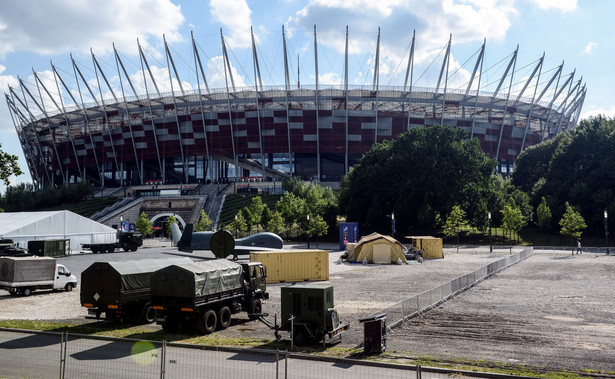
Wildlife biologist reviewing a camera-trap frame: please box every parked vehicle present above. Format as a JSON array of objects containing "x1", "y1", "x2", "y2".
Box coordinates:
[
  {"x1": 0, "y1": 238, "x2": 29, "y2": 257},
  {"x1": 151, "y1": 259, "x2": 268, "y2": 334},
  {"x1": 0, "y1": 256, "x2": 77, "y2": 296},
  {"x1": 80, "y1": 257, "x2": 193, "y2": 323},
  {"x1": 261, "y1": 284, "x2": 349, "y2": 346},
  {"x1": 81, "y1": 231, "x2": 143, "y2": 254}
]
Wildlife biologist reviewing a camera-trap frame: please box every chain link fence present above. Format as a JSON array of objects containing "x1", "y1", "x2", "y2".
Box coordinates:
[
  {"x1": 0, "y1": 328, "x2": 528, "y2": 378},
  {"x1": 374, "y1": 248, "x2": 534, "y2": 330}
]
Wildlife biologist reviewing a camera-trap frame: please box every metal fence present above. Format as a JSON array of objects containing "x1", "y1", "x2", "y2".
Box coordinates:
[
  {"x1": 377, "y1": 248, "x2": 534, "y2": 330},
  {"x1": 0, "y1": 328, "x2": 529, "y2": 379}
]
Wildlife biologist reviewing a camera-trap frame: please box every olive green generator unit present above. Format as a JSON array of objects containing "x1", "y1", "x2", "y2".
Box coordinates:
[{"x1": 279, "y1": 284, "x2": 349, "y2": 345}]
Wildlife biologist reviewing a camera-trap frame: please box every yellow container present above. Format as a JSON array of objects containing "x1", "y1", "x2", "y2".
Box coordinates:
[
  {"x1": 250, "y1": 250, "x2": 329, "y2": 283},
  {"x1": 405, "y1": 236, "x2": 443, "y2": 259}
]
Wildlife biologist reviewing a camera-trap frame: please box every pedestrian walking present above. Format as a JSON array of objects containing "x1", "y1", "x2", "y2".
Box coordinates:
[{"x1": 576, "y1": 240, "x2": 582, "y2": 254}]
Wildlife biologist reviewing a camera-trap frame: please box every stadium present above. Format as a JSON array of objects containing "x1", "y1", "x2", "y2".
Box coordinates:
[{"x1": 5, "y1": 28, "x2": 585, "y2": 189}]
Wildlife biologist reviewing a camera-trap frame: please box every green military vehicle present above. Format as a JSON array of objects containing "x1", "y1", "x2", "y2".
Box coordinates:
[
  {"x1": 273, "y1": 284, "x2": 349, "y2": 346},
  {"x1": 81, "y1": 231, "x2": 143, "y2": 254},
  {"x1": 81, "y1": 257, "x2": 193, "y2": 323},
  {"x1": 151, "y1": 260, "x2": 268, "y2": 334}
]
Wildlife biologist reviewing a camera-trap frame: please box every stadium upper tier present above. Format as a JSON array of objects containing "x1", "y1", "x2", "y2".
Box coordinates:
[{"x1": 5, "y1": 28, "x2": 585, "y2": 188}]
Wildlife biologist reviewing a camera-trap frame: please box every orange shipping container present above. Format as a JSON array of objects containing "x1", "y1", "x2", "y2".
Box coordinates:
[{"x1": 249, "y1": 250, "x2": 329, "y2": 283}]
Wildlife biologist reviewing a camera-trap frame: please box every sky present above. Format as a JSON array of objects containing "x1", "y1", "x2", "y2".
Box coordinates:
[{"x1": 0, "y1": 0, "x2": 613, "y2": 193}]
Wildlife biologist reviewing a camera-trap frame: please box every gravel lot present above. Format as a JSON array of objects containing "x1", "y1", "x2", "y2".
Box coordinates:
[{"x1": 1, "y1": 245, "x2": 614, "y2": 373}]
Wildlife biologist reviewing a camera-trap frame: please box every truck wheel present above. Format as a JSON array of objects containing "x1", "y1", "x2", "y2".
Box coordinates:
[
  {"x1": 123, "y1": 247, "x2": 130, "y2": 252},
  {"x1": 22, "y1": 288, "x2": 32, "y2": 297},
  {"x1": 217, "y1": 306, "x2": 232, "y2": 330},
  {"x1": 141, "y1": 304, "x2": 156, "y2": 324},
  {"x1": 91, "y1": 247, "x2": 99, "y2": 254},
  {"x1": 107, "y1": 244, "x2": 115, "y2": 253},
  {"x1": 130, "y1": 245, "x2": 138, "y2": 252},
  {"x1": 64, "y1": 283, "x2": 74, "y2": 292},
  {"x1": 248, "y1": 299, "x2": 262, "y2": 320},
  {"x1": 198, "y1": 310, "x2": 217, "y2": 334}
]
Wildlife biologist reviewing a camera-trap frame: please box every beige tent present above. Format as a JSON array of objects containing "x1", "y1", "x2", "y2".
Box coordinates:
[{"x1": 345, "y1": 232, "x2": 407, "y2": 264}]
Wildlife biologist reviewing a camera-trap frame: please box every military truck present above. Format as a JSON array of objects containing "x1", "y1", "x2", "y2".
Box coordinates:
[
  {"x1": 81, "y1": 231, "x2": 143, "y2": 254},
  {"x1": 151, "y1": 259, "x2": 268, "y2": 334},
  {"x1": 272, "y1": 284, "x2": 349, "y2": 346},
  {"x1": 80, "y1": 257, "x2": 193, "y2": 323},
  {"x1": 0, "y1": 256, "x2": 77, "y2": 296}
]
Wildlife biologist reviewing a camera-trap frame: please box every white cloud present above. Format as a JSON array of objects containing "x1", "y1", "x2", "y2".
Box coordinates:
[
  {"x1": 0, "y1": 0, "x2": 185, "y2": 58},
  {"x1": 529, "y1": 0, "x2": 577, "y2": 12},
  {"x1": 206, "y1": 56, "x2": 247, "y2": 89},
  {"x1": 581, "y1": 105, "x2": 615, "y2": 121},
  {"x1": 209, "y1": 0, "x2": 254, "y2": 48},
  {"x1": 582, "y1": 42, "x2": 597, "y2": 56}
]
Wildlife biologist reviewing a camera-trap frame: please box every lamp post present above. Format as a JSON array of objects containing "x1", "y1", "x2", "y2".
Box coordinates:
[
  {"x1": 306, "y1": 214, "x2": 310, "y2": 249},
  {"x1": 391, "y1": 212, "x2": 395, "y2": 238},
  {"x1": 488, "y1": 212, "x2": 492, "y2": 253},
  {"x1": 234, "y1": 214, "x2": 238, "y2": 238},
  {"x1": 605, "y1": 209, "x2": 609, "y2": 255}
]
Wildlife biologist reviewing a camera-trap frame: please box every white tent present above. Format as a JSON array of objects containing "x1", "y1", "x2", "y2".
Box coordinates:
[{"x1": 0, "y1": 211, "x2": 117, "y2": 252}]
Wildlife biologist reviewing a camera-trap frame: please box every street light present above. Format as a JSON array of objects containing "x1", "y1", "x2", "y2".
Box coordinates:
[
  {"x1": 488, "y1": 212, "x2": 492, "y2": 253},
  {"x1": 605, "y1": 209, "x2": 609, "y2": 255},
  {"x1": 391, "y1": 212, "x2": 395, "y2": 238},
  {"x1": 234, "y1": 214, "x2": 238, "y2": 238},
  {"x1": 307, "y1": 214, "x2": 310, "y2": 249}
]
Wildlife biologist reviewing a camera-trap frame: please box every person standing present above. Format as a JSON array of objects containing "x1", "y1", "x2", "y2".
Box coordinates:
[{"x1": 576, "y1": 240, "x2": 582, "y2": 255}]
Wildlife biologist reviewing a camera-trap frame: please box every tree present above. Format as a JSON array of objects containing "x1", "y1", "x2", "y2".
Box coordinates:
[
  {"x1": 276, "y1": 192, "x2": 301, "y2": 237},
  {"x1": 194, "y1": 210, "x2": 212, "y2": 232},
  {"x1": 559, "y1": 202, "x2": 587, "y2": 250},
  {"x1": 443, "y1": 205, "x2": 468, "y2": 252},
  {"x1": 536, "y1": 197, "x2": 552, "y2": 231},
  {"x1": 308, "y1": 214, "x2": 328, "y2": 245},
  {"x1": 247, "y1": 197, "x2": 266, "y2": 232},
  {"x1": 472, "y1": 199, "x2": 489, "y2": 232},
  {"x1": 229, "y1": 211, "x2": 247, "y2": 237},
  {"x1": 0, "y1": 143, "x2": 23, "y2": 187},
  {"x1": 165, "y1": 214, "x2": 177, "y2": 237},
  {"x1": 260, "y1": 206, "x2": 273, "y2": 231},
  {"x1": 136, "y1": 212, "x2": 153, "y2": 237},
  {"x1": 501, "y1": 203, "x2": 527, "y2": 250},
  {"x1": 339, "y1": 125, "x2": 496, "y2": 234},
  {"x1": 268, "y1": 211, "x2": 284, "y2": 235}
]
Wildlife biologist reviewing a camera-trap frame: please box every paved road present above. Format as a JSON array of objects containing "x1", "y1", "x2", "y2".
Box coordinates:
[{"x1": 0, "y1": 330, "x2": 492, "y2": 378}]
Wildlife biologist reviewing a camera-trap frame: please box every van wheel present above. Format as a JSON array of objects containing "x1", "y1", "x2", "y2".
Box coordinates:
[
  {"x1": 21, "y1": 288, "x2": 32, "y2": 297},
  {"x1": 64, "y1": 283, "x2": 74, "y2": 292},
  {"x1": 141, "y1": 304, "x2": 156, "y2": 324},
  {"x1": 248, "y1": 299, "x2": 262, "y2": 320},
  {"x1": 217, "y1": 306, "x2": 231, "y2": 330},
  {"x1": 198, "y1": 310, "x2": 217, "y2": 334}
]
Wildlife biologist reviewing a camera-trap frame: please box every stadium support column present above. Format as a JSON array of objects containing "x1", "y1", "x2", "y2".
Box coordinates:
[
  {"x1": 541, "y1": 63, "x2": 565, "y2": 142},
  {"x1": 221, "y1": 29, "x2": 237, "y2": 181},
  {"x1": 344, "y1": 26, "x2": 349, "y2": 174},
  {"x1": 314, "y1": 25, "x2": 321, "y2": 181},
  {"x1": 192, "y1": 31, "x2": 213, "y2": 182},
  {"x1": 466, "y1": 40, "x2": 485, "y2": 139},
  {"x1": 553, "y1": 77, "x2": 580, "y2": 136},
  {"x1": 435, "y1": 35, "x2": 451, "y2": 126},
  {"x1": 114, "y1": 43, "x2": 143, "y2": 185},
  {"x1": 404, "y1": 30, "x2": 415, "y2": 132},
  {"x1": 92, "y1": 51, "x2": 120, "y2": 184},
  {"x1": 139, "y1": 39, "x2": 166, "y2": 184},
  {"x1": 373, "y1": 28, "x2": 381, "y2": 144},
  {"x1": 251, "y1": 27, "x2": 266, "y2": 177},
  {"x1": 519, "y1": 54, "x2": 544, "y2": 152},
  {"x1": 6, "y1": 91, "x2": 46, "y2": 186},
  {"x1": 164, "y1": 35, "x2": 188, "y2": 182},
  {"x1": 71, "y1": 57, "x2": 104, "y2": 185},
  {"x1": 495, "y1": 46, "x2": 518, "y2": 162},
  {"x1": 282, "y1": 26, "x2": 293, "y2": 177}
]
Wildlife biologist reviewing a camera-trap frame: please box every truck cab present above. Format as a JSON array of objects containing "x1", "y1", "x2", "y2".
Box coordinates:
[{"x1": 54, "y1": 264, "x2": 77, "y2": 291}]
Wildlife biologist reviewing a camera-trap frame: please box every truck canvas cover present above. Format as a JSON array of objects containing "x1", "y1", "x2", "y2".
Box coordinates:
[
  {"x1": 80, "y1": 258, "x2": 193, "y2": 304},
  {"x1": 0, "y1": 257, "x2": 56, "y2": 283},
  {"x1": 151, "y1": 259, "x2": 243, "y2": 299}
]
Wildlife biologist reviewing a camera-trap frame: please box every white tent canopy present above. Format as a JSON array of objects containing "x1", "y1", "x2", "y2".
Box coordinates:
[{"x1": 0, "y1": 211, "x2": 117, "y2": 252}]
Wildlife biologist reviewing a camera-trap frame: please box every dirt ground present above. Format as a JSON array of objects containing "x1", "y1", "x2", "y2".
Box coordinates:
[{"x1": 1, "y1": 246, "x2": 614, "y2": 374}]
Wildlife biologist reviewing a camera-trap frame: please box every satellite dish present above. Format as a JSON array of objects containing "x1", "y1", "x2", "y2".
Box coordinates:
[{"x1": 210, "y1": 229, "x2": 235, "y2": 259}]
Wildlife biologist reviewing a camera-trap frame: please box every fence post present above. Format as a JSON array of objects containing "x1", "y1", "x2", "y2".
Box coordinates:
[
  {"x1": 160, "y1": 340, "x2": 166, "y2": 379},
  {"x1": 58, "y1": 332, "x2": 64, "y2": 379},
  {"x1": 276, "y1": 349, "x2": 279, "y2": 379},
  {"x1": 416, "y1": 364, "x2": 422, "y2": 379},
  {"x1": 285, "y1": 350, "x2": 288, "y2": 379}
]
